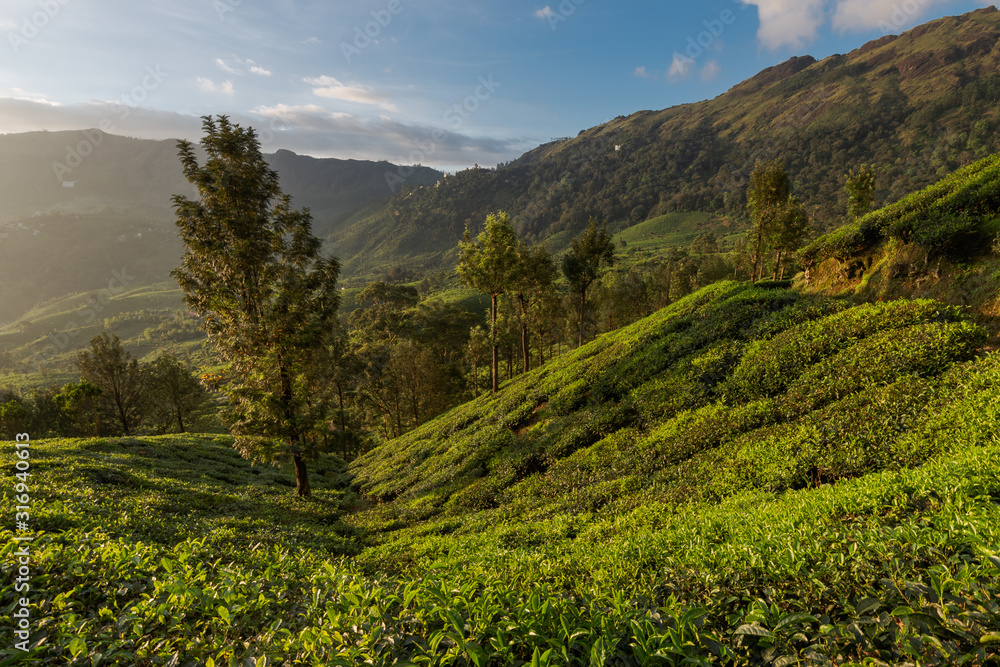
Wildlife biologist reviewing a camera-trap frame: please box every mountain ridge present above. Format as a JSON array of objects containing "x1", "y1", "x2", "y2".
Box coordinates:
[
  {"x1": 0, "y1": 131, "x2": 442, "y2": 325},
  {"x1": 327, "y1": 6, "x2": 1000, "y2": 278}
]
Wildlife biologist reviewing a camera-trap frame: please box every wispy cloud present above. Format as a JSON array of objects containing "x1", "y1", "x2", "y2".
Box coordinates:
[
  {"x1": 0, "y1": 95, "x2": 523, "y2": 168},
  {"x1": 743, "y1": 0, "x2": 960, "y2": 49},
  {"x1": 831, "y1": 0, "x2": 949, "y2": 32},
  {"x1": 667, "y1": 53, "x2": 696, "y2": 81},
  {"x1": 215, "y1": 57, "x2": 273, "y2": 77},
  {"x1": 215, "y1": 58, "x2": 238, "y2": 74},
  {"x1": 633, "y1": 66, "x2": 652, "y2": 79},
  {"x1": 534, "y1": 6, "x2": 555, "y2": 20},
  {"x1": 304, "y1": 75, "x2": 398, "y2": 113},
  {"x1": 197, "y1": 77, "x2": 235, "y2": 95},
  {"x1": 247, "y1": 60, "x2": 272, "y2": 76},
  {"x1": 740, "y1": 0, "x2": 826, "y2": 49},
  {"x1": 701, "y1": 60, "x2": 722, "y2": 81}
]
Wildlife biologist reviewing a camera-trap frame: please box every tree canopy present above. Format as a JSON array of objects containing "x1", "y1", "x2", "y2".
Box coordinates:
[
  {"x1": 561, "y1": 218, "x2": 615, "y2": 347},
  {"x1": 172, "y1": 115, "x2": 341, "y2": 496}
]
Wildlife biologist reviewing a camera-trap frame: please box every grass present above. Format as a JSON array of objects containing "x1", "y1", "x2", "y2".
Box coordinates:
[
  {"x1": 3, "y1": 282, "x2": 1000, "y2": 665},
  {"x1": 615, "y1": 212, "x2": 744, "y2": 254}
]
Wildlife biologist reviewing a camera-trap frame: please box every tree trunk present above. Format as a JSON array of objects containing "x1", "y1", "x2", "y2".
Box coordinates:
[
  {"x1": 578, "y1": 290, "x2": 587, "y2": 348},
  {"x1": 773, "y1": 248, "x2": 782, "y2": 281},
  {"x1": 517, "y1": 294, "x2": 530, "y2": 373},
  {"x1": 293, "y1": 452, "x2": 311, "y2": 497},
  {"x1": 490, "y1": 294, "x2": 499, "y2": 395},
  {"x1": 336, "y1": 382, "x2": 348, "y2": 459},
  {"x1": 751, "y1": 222, "x2": 765, "y2": 283},
  {"x1": 393, "y1": 391, "x2": 402, "y2": 437},
  {"x1": 471, "y1": 359, "x2": 479, "y2": 399}
]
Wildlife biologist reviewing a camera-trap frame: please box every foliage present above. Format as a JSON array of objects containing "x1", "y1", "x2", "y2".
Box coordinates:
[
  {"x1": 846, "y1": 163, "x2": 877, "y2": 220},
  {"x1": 76, "y1": 332, "x2": 148, "y2": 436},
  {"x1": 172, "y1": 115, "x2": 341, "y2": 496},
  {"x1": 146, "y1": 353, "x2": 210, "y2": 433},
  {"x1": 802, "y1": 153, "x2": 1000, "y2": 266},
  {"x1": 561, "y1": 218, "x2": 616, "y2": 346},
  {"x1": 457, "y1": 211, "x2": 524, "y2": 395}
]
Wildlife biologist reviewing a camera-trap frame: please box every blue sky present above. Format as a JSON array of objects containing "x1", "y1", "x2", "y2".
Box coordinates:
[{"x1": 0, "y1": 0, "x2": 994, "y2": 171}]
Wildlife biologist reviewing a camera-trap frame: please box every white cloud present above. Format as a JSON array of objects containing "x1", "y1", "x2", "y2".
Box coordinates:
[
  {"x1": 247, "y1": 60, "x2": 272, "y2": 77},
  {"x1": 215, "y1": 58, "x2": 238, "y2": 74},
  {"x1": 633, "y1": 66, "x2": 652, "y2": 79},
  {"x1": 304, "y1": 75, "x2": 398, "y2": 113},
  {"x1": 667, "y1": 53, "x2": 696, "y2": 81},
  {"x1": 741, "y1": 0, "x2": 827, "y2": 49},
  {"x1": 0, "y1": 88, "x2": 60, "y2": 106},
  {"x1": 197, "y1": 77, "x2": 234, "y2": 95},
  {"x1": 0, "y1": 95, "x2": 522, "y2": 169},
  {"x1": 701, "y1": 60, "x2": 722, "y2": 81},
  {"x1": 831, "y1": 0, "x2": 947, "y2": 32},
  {"x1": 251, "y1": 103, "x2": 520, "y2": 166},
  {"x1": 534, "y1": 6, "x2": 555, "y2": 19},
  {"x1": 0, "y1": 96, "x2": 202, "y2": 140},
  {"x1": 214, "y1": 57, "x2": 273, "y2": 77},
  {"x1": 304, "y1": 36, "x2": 321, "y2": 45}
]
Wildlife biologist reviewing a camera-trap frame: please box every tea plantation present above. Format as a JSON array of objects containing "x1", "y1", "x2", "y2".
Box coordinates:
[{"x1": 4, "y1": 282, "x2": 1000, "y2": 665}]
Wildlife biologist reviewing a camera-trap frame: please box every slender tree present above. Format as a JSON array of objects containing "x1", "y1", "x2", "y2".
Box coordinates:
[
  {"x1": 771, "y1": 196, "x2": 810, "y2": 280},
  {"x1": 846, "y1": 164, "x2": 876, "y2": 221},
  {"x1": 562, "y1": 218, "x2": 615, "y2": 347},
  {"x1": 747, "y1": 159, "x2": 791, "y2": 282},
  {"x1": 457, "y1": 212, "x2": 522, "y2": 394},
  {"x1": 76, "y1": 332, "x2": 147, "y2": 436},
  {"x1": 147, "y1": 353, "x2": 209, "y2": 432},
  {"x1": 172, "y1": 115, "x2": 340, "y2": 497},
  {"x1": 512, "y1": 243, "x2": 556, "y2": 372},
  {"x1": 465, "y1": 326, "x2": 489, "y2": 399}
]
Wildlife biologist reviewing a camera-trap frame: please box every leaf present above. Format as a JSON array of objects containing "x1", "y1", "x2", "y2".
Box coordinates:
[
  {"x1": 891, "y1": 606, "x2": 915, "y2": 617},
  {"x1": 981, "y1": 634, "x2": 1000, "y2": 644},
  {"x1": 773, "y1": 656, "x2": 799, "y2": 667},
  {"x1": 733, "y1": 624, "x2": 774, "y2": 638},
  {"x1": 775, "y1": 613, "x2": 817, "y2": 631},
  {"x1": 67, "y1": 638, "x2": 88, "y2": 659},
  {"x1": 590, "y1": 637, "x2": 607, "y2": 666},
  {"x1": 465, "y1": 640, "x2": 488, "y2": 667},
  {"x1": 856, "y1": 598, "x2": 881, "y2": 616}
]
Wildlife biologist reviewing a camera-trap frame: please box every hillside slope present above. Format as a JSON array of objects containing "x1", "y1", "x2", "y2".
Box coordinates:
[
  {"x1": 0, "y1": 131, "x2": 441, "y2": 325},
  {"x1": 6, "y1": 285, "x2": 1000, "y2": 664},
  {"x1": 332, "y1": 7, "x2": 1000, "y2": 276},
  {"x1": 799, "y1": 152, "x2": 1000, "y2": 330},
  {"x1": 350, "y1": 282, "x2": 993, "y2": 518}
]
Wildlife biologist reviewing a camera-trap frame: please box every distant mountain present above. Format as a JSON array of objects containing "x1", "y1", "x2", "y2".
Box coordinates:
[
  {"x1": 0, "y1": 130, "x2": 442, "y2": 233},
  {"x1": 0, "y1": 131, "x2": 442, "y2": 325},
  {"x1": 331, "y1": 7, "x2": 1000, "y2": 276}
]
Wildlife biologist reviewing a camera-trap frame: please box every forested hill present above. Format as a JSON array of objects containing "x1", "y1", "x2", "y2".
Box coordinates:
[
  {"x1": 0, "y1": 132, "x2": 441, "y2": 325},
  {"x1": 331, "y1": 6, "x2": 1000, "y2": 276},
  {"x1": 0, "y1": 131, "x2": 442, "y2": 235}
]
